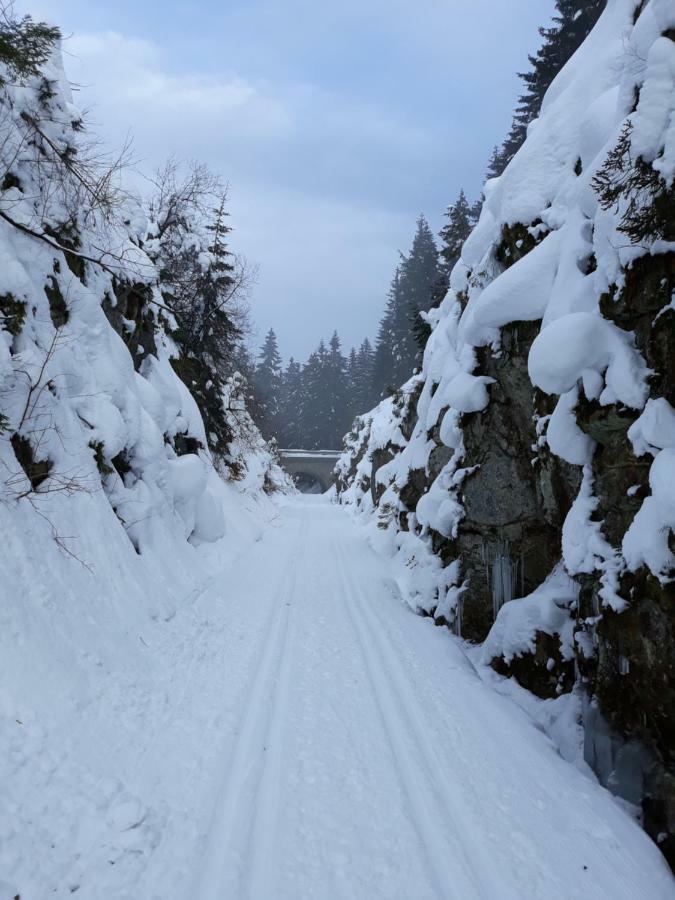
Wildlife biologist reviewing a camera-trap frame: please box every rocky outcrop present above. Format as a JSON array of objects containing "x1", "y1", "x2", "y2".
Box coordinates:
[
  {"x1": 455, "y1": 320, "x2": 582, "y2": 642},
  {"x1": 337, "y1": 0, "x2": 675, "y2": 867}
]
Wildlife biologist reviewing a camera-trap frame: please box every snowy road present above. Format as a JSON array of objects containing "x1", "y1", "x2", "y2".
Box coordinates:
[{"x1": 55, "y1": 495, "x2": 674, "y2": 899}]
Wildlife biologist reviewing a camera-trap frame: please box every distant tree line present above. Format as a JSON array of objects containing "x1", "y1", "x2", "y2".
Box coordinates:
[
  {"x1": 249, "y1": 328, "x2": 373, "y2": 450},
  {"x1": 250, "y1": 201, "x2": 477, "y2": 449}
]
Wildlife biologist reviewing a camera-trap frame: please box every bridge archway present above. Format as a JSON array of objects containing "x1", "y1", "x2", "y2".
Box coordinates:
[{"x1": 279, "y1": 449, "x2": 340, "y2": 494}]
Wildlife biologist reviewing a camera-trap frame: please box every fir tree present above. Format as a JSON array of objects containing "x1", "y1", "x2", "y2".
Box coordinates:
[
  {"x1": 372, "y1": 268, "x2": 401, "y2": 400},
  {"x1": 324, "y1": 331, "x2": 350, "y2": 448},
  {"x1": 491, "y1": 1, "x2": 606, "y2": 175},
  {"x1": 346, "y1": 347, "x2": 359, "y2": 419},
  {"x1": 150, "y1": 169, "x2": 250, "y2": 461},
  {"x1": 299, "y1": 345, "x2": 326, "y2": 450},
  {"x1": 254, "y1": 328, "x2": 283, "y2": 439},
  {"x1": 0, "y1": 12, "x2": 60, "y2": 86},
  {"x1": 396, "y1": 214, "x2": 443, "y2": 379},
  {"x1": 278, "y1": 357, "x2": 303, "y2": 447},
  {"x1": 485, "y1": 145, "x2": 503, "y2": 180},
  {"x1": 353, "y1": 338, "x2": 375, "y2": 414},
  {"x1": 438, "y1": 189, "x2": 474, "y2": 273}
]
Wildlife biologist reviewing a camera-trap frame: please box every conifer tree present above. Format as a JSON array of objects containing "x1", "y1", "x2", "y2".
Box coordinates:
[
  {"x1": 324, "y1": 331, "x2": 350, "y2": 448},
  {"x1": 0, "y1": 12, "x2": 60, "y2": 86},
  {"x1": 438, "y1": 190, "x2": 474, "y2": 274},
  {"x1": 485, "y1": 145, "x2": 503, "y2": 180},
  {"x1": 254, "y1": 328, "x2": 283, "y2": 439},
  {"x1": 396, "y1": 214, "x2": 442, "y2": 378},
  {"x1": 372, "y1": 268, "x2": 401, "y2": 400},
  {"x1": 346, "y1": 347, "x2": 359, "y2": 419},
  {"x1": 299, "y1": 346, "x2": 325, "y2": 450},
  {"x1": 277, "y1": 357, "x2": 303, "y2": 447},
  {"x1": 491, "y1": 1, "x2": 606, "y2": 175},
  {"x1": 353, "y1": 338, "x2": 375, "y2": 414},
  {"x1": 150, "y1": 166, "x2": 251, "y2": 460}
]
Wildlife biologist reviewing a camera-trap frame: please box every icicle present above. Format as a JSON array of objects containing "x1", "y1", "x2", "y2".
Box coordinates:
[{"x1": 490, "y1": 540, "x2": 518, "y2": 621}]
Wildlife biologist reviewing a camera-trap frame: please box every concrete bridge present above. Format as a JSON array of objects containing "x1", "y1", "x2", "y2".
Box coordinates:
[{"x1": 279, "y1": 449, "x2": 341, "y2": 494}]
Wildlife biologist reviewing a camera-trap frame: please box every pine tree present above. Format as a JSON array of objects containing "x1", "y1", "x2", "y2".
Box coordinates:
[
  {"x1": 438, "y1": 190, "x2": 474, "y2": 274},
  {"x1": 396, "y1": 214, "x2": 442, "y2": 379},
  {"x1": 324, "y1": 331, "x2": 349, "y2": 448},
  {"x1": 353, "y1": 338, "x2": 375, "y2": 414},
  {"x1": 372, "y1": 268, "x2": 401, "y2": 400},
  {"x1": 486, "y1": 145, "x2": 503, "y2": 180},
  {"x1": 254, "y1": 328, "x2": 283, "y2": 440},
  {"x1": 299, "y1": 346, "x2": 325, "y2": 450},
  {"x1": 492, "y1": 1, "x2": 606, "y2": 175},
  {"x1": 0, "y1": 12, "x2": 60, "y2": 86},
  {"x1": 278, "y1": 357, "x2": 303, "y2": 447},
  {"x1": 266, "y1": 330, "x2": 378, "y2": 449},
  {"x1": 346, "y1": 346, "x2": 359, "y2": 419},
  {"x1": 151, "y1": 175, "x2": 249, "y2": 460},
  {"x1": 470, "y1": 197, "x2": 483, "y2": 225}
]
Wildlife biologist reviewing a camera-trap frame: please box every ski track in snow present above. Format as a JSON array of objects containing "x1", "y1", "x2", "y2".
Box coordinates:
[
  {"x1": 196, "y1": 510, "x2": 309, "y2": 899},
  {"x1": 14, "y1": 495, "x2": 675, "y2": 900},
  {"x1": 333, "y1": 537, "x2": 500, "y2": 900}
]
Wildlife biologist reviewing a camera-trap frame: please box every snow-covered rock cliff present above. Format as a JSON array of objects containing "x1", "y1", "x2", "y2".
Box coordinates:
[
  {"x1": 337, "y1": 0, "x2": 675, "y2": 864},
  {"x1": 0, "y1": 36, "x2": 290, "y2": 894}
]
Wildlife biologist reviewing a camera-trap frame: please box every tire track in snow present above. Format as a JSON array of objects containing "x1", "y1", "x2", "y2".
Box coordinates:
[
  {"x1": 194, "y1": 507, "x2": 308, "y2": 900},
  {"x1": 332, "y1": 530, "x2": 514, "y2": 900}
]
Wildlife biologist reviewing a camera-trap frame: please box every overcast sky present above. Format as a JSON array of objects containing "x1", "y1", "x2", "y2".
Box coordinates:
[{"x1": 25, "y1": 0, "x2": 554, "y2": 361}]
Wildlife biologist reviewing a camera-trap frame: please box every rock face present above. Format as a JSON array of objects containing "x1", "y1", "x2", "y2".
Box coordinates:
[
  {"x1": 577, "y1": 250, "x2": 675, "y2": 866},
  {"x1": 456, "y1": 320, "x2": 583, "y2": 642},
  {"x1": 337, "y1": 0, "x2": 675, "y2": 867}
]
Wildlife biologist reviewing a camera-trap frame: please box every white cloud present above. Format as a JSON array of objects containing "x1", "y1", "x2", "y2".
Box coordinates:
[
  {"x1": 57, "y1": 28, "x2": 436, "y2": 358},
  {"x1": 67, "y1": 31, "x2": 293, "y2": 140},
  {"x1": 21, "y1": 0, "x2": 556, "y2": 359}
]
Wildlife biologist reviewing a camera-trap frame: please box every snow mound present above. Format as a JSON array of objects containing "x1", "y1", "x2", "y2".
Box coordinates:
[{"x1": 482, "y1": 566, "x2": 579, "y2": 666}]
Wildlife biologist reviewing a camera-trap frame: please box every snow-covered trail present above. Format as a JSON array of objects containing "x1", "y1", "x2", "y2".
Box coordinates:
[{"x1": 66, "y1": 495, "x2": 673, "y2": 900}]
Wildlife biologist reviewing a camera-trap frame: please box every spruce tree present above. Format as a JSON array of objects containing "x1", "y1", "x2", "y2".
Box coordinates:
[
  {"x1": 396, "y1": 215, "x2": 442, "y2": 379},
  {"x1": 439, "y1": 190, "x2": 474, "y2": 274},
  {"x1": 486, "y1": 145, "x2": 503, "y2": 180},
  {"x1": 151, "y1": 177, "x2": 249, "y2": 460},
  {"x1": 372, "y1": 268, "x2": 401, "y2": 400},
  {"x1": 254, "y1": 328, "x2": 283, "y2": 440},
  {"x1": 492, "y1": 1, "x2": 606, "y2": 175},
  {"x1": 278, "y1": 357, "x2": 303, "y2": 447},
  {"x1": 0, "y1": 12, "x2": 60, "y2": 86},
  {"x1": 354, "y1": 338, "x2": 375, "y2": 414},
  {"x1": 324, "y1": 331, "x2": 349, "y2": 448},
  {"x1": 346, "y1": 347, "x2": 359, "y2": 420},
  {"x1": 299, "y1": 347, "x2": 325, "y2": 450}
]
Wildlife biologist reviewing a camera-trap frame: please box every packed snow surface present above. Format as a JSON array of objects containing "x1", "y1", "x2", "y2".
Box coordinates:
[{"x1": 5, "y1": 495, "x2": 673, "y2": 899}]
